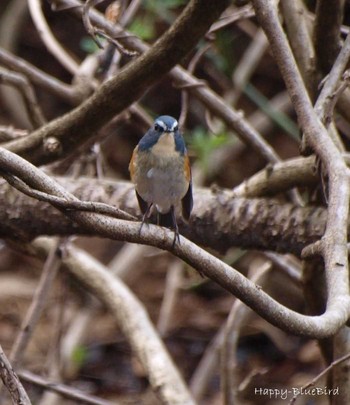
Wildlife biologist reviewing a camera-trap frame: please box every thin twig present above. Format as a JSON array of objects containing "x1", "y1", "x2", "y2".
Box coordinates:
[
  {"x1": 231, "y1": 28, "x2": 268, "y2": 105},
  {"x1": 0, "y1": 345, "x2": 31, "y2": 405},
  {"x1": 279, "y1": 0, "x2": 317, "y2": 98},
  {"x1": 289, "y1": 352, "x2": 350, "y2": 404},
  {"x1": 0, "y1": 170, "x2": 135, "y2": 221},
  {"x1": 0, "y1": 68, "x2": 46, "y2": 128},
  {"x1": 189, "y1": 325, "x2": 225, "y2": 401},
  {"x1": 18, "y1": 369, "x2": 114, "y2": 405},
  {"x1": 83, "y1": 0, "x2": 106, "y2": 49},
  {"x1": 263, "y1": 252, "x2": 301, "y2": 285},
  {"x1": 157, "y1": 260, "x2": 184, "y2": 335},
  {"x1": 208, "y1": 4, "x2": 255, "y2": 34},
  {"x1": 0, "y1": 47, "x2": 81, "y2": 103},
  {"x1": 28, "y1": 0, "x2": 80, "y2": 75},
  {"x1": 82, "y1": 0, "x2": 138, "y2": 55},
  {"x1": 179, "y1": 43, "x2": 212, "y2": 129},
  {"x1": 222, "y1": 263, "x2": 271, "y2": 404},
  {"x1": 315, "y1": 31, "x2": 350, "y2": 126},
  {"x1": 9, "y1": 238, "x2": 61, "y2": 368},
  {"x1": 322, "y1": 70, "x2": 350, "y2": 127},
  {"x1": 0, "y1": 126, "x2": 28, "y2": 142}
]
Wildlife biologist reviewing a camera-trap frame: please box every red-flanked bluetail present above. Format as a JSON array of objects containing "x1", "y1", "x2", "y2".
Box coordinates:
[{"x1": 129, "y1": 115, "x2": 193, "y2": 244}]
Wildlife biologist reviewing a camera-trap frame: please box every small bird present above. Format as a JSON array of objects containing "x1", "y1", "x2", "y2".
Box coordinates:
[{"x1": 129, "y1": 115, "x2": 193, "y2": 243}]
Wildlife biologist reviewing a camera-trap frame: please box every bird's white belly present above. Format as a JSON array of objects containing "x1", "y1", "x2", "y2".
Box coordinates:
[{"x1": 137, "y1": 155, "x2": 188, "y2": 213}]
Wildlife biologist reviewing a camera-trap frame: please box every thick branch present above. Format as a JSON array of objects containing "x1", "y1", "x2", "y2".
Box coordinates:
[
  {"x1": 314, "y1": 0, "x2": 344, "y2": 73},
  {"x1": 0, "y1": 177, "x2": 327, "y2": 256}
]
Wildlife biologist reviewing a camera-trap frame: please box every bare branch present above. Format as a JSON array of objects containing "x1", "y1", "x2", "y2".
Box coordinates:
[
  {"x1": 83, "y1": 0, "x2": 106, "y2": 49},
  {"x1": 28, "y1": 0, "x2": 80, "y2": 75},
  {"x1": 6, "y1": 0, "x2": 280, "y2": 167},
  {"x1": 279, "y1": 0, "x2": 317, "y2": 98},
  {"x1": 289, "y1": 351, "x2": 350, "y2": 404},
  {"x1": 0, "y1": 345, "x2": 31, "y2": 405},
  {"x1": 222, "y1": 263, "x2": 271, "y2": 404},
  {"x1": 0, "y1": 126, "x2": 28, "y2": 142},
  {"x1": 0, "y1": 68, "x2": 46, "y2": 128},
  {"x1": 314, "y1": 0, "x2": 345, "y2": 73},
  {"x1": 231, "y1": 28, "x2": 268, "y2": 105},
  {"x1": 30, "y1": 237, "x2": 196, "y2": 405},
  {"x1": 179, "y1": 42, "x2": 212, "y2": 129},
  {"x1": 232, "y1": 156, "x2": 317, "y2": 197},
  {"x1": 9, "y1": 239, "x2": 61, "y2": 368},
  {"x1": 251, "y1": 0, "x2": 350, "y2": 336},
  {"x1": 0, "y1": 175, "x2": 328, "y2": 255},
  {"x1": 0, "y1": 47, "x2": 83, "y2": 103},
  {"x1": 208, "y1": 4, "x2": 254, "y2": 34},
  {"x1": 18, "y1": 369, "x2": 115, "y2": 405},
  {"x1": 120, "y1": 0, "x2": 142, "y2": 27},
  {"x1": 0, "y1": 147, "x2": 349, "y2": 338},
  {"x1": 1, "y1": 170, "x2": 135, "y2": 221},
  {"x1": 82, "y1": 0, "x2": 138, "y2": 55},
  {"x1": 315, "y1": 31, "x2": 350, "y2": 125}
]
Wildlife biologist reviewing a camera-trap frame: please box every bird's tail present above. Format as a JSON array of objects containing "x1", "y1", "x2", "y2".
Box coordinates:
[
  {"x1": 158, "y1": 207, "x2": 180, "y2": 246},
  {"x1": 158, "y1": 211, "x2": 175, "y2": 229}
]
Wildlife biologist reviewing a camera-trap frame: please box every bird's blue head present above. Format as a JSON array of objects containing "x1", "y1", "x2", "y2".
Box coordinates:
[
  {"x1": 138, "y1": 115, "x2": 186, "y2": 154},
  {"x1": 154, "y1": 115, "x2": 179, "y2": 132}
]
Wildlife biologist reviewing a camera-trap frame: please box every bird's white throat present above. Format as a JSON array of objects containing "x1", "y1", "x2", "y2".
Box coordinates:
[{"x1": 151, "y1": 132, "x2": 176, "y2": 156}]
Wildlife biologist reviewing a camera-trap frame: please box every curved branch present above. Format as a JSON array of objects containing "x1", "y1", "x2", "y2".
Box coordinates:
[
  {"x1": 30, "y1": 237, "x2": 196, "y2": 405},
  {"x1": 251, "y1": 0, "x2": 350, "y2": 338},
  {"x1": 232, "y1": 156, "x2": 317, "y2": 197},
  {"x1": 0, "y1": 68, "x2": 46, "y2": 128},
  {"x1": 0, "y1": 47, "x2": 80, "y2": 103},
  {"x1": 28, "y1": 0, "x2": 80, "y2": 75},
  {"x1": 0, "y1": 147, "x2": 349, "y2": 338}
]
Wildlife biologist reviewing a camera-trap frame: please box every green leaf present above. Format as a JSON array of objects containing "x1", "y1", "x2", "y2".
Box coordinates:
[
  {"x1": 144, "y1": 0, "x2": 187, "y2": 23},
  {"x1": 80, "y1": 36, "x2": 103, "y2": 54},
  {"x1": 71, "y1": 345, "x2": 88, "y2": 367},
  {"x1": 128, "y1": 15, "x2": 155, "y2": 40},
  {"x1": 244, "y1": 83, "x2": 300, "y2": 140},
  {"x1": 189, "y1": 127, "x2": 231, "y2": 173}
]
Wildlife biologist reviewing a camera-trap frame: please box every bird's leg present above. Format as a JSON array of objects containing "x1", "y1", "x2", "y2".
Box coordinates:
[
  {"x1": 139, "y1": 203, "x2": 153, "y2": 234},
  {"x1": 170, "y1": 206, "x2": 180, "y2": 248}
]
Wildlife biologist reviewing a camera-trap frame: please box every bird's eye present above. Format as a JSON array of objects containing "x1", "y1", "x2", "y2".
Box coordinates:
[
  {"x1": 173, "y1": 125, "x2": 178, "y2": 132},
  {"x1": 154, "y1": 124, "x2": 161, "y2": 131}
]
